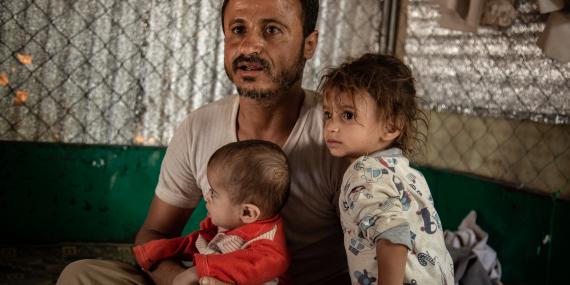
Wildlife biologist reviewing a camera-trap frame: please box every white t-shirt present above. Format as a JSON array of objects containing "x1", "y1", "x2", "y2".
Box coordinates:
[{"x1": 155, "y1": 91, "x2": 349, "y2": 284}]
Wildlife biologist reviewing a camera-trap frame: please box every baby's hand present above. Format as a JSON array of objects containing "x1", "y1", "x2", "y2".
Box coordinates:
[{"x1": 172, "y1": 267, "x2": 199, "y2": 285}]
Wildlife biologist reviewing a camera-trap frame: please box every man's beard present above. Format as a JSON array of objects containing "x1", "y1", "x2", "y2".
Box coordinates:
[{"x1": 226, "y1": 45, "x2": 306, "y2": 102}]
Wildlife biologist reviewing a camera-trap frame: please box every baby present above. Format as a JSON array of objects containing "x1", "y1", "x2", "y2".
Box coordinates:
[
  {"x1": 133, "y1": 140, "x2": 291, "y2": 285},
  {"x1": 319, "y1": 53, "x2": 454, "y2": 285}
]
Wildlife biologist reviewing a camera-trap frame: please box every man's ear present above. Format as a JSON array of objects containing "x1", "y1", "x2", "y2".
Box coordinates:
[
  {"x1": 240, "y1": 204, "x2": 261, "y2": 224},
  {"x1": 303, "y1": 30, "x2": 319, "y2": 60}
]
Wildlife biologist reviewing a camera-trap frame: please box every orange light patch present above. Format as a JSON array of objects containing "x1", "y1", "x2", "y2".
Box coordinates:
[
  {"x1": 14, "y1": 90, "x2": 28, "y2": 106},
  {"x1": 134, "y1": 135, "x2": 145, "y2": 144},
  {"x1": 0, "y1": 72, "x2": 8, "y2": 87},
  {"x1": 16, "y1": 53, "x2": 33, "y2": 65}
]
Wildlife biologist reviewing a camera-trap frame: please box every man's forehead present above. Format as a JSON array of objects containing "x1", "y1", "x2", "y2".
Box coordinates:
[{"x1": 224, "y1": 0, "x2": 301, "y2": 22}]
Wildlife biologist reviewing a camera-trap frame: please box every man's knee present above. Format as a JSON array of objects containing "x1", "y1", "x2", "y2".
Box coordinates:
[
  {"x1": 57, "y1": 259, "x2": 147, "y2": 285},
  {"x1": 57, "y1": 259, "x2": 98, "y2": 284}
]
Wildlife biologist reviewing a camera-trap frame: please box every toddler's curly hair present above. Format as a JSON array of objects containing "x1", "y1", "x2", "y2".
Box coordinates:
[{"x1": 318, "y1": 53, "x2": 428, "y2": 156}]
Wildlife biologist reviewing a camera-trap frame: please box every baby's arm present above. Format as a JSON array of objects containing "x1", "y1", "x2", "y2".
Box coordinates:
[
  {"x1": 133, "y1": 218, "x2": 216, "y2": 271},
  {"x1": 376, "y1": 239, "x2": 407, "y2": 285},
  {"x1": 194, "y1": 238, "x2": 288, "y2": 285},
  {"x1": 133, "y1": 234, "x2": 200, "y2": 271}
]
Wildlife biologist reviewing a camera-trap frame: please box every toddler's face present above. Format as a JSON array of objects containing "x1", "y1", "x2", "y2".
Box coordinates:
[
  {"x1": 323, "y1": 90, "x2": 395, "y2": 162},
  {"x1": 205, "y1": 166, "x2": 244, "y2": 231}
]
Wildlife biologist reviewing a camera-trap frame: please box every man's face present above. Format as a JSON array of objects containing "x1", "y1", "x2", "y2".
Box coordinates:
[{"x1": 222, "y1": 0, "x2": 309, "y2": 101}]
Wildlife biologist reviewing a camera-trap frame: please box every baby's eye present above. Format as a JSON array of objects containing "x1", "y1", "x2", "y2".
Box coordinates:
[
  {"x1": 341, "y1": 111, "x2": 354, "y2": 120},
  {"x1": 208, "y1": 188, "x2": 215, "y2": 198},
  {"x1": 323, "y1": 111, "x2": 332, "y2": 119}
]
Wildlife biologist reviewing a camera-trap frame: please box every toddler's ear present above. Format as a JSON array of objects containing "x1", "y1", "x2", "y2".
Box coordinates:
[
  {"x1": 382, "y1": 118, "x2": 403, "y2": 142},
  {"x1": 382, "y1": 128, "x2": 401, "y2": 142},
  {"x1": 240, "y1": 204, "x2": 261, "y2": 224}
]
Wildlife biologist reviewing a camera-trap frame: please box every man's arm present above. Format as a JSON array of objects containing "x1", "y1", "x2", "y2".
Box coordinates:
[{"x1": 135, "y1": 195, "x2": 194, "y2": 285}]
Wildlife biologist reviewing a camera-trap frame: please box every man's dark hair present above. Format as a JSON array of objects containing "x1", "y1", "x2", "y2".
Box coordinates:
[{"x1": 221, "y1": 0, "x2": 319, "y2": 38}]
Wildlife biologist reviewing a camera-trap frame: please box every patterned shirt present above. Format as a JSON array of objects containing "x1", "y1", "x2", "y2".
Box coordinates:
[{"x1": 339, "y1": 148, "x2": 454, "y2": 285}]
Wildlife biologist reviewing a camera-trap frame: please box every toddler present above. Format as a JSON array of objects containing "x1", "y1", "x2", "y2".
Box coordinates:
[
  {"x1": 319, "y1": 53, "x2": 454, "y2": 285},
  {"x1": 133, "y1": 140, "x2": 291, "y2": 285}
]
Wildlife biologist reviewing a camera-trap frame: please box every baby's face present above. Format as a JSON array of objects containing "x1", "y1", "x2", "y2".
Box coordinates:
[
  {"x1": 322, "y1": 90, "x2": 396, "y2": 162},
  {"x1": 205, "y1": 166, "x2": 244, "y2": 231}
]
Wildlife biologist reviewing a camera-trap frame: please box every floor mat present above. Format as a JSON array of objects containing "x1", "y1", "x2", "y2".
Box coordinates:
[{"x1": 0, "y1": 243, "x2": 134, "y2": 285}]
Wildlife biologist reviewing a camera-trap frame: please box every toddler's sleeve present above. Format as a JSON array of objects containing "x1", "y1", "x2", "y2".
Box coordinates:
[{"x1": 344, "y1": 161, "x2": 411, "y2": 248}]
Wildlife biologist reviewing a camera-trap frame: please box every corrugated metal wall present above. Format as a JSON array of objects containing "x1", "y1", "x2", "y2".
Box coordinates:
[
  {"x1": 405, "y1": 0, "x2": 569, "y2": 198},
  {"x1": 0, "y1": 0, "x2": 382, "y2": 144}
]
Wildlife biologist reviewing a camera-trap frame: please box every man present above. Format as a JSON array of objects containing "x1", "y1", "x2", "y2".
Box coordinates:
[{"x1": 57, "y1": 0, "x2": 349, "y2": 284}]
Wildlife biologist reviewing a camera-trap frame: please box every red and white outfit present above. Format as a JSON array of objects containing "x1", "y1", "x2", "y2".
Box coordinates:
[{"x1": 133, "y1": 215, "x2": 290, "y2": 285}]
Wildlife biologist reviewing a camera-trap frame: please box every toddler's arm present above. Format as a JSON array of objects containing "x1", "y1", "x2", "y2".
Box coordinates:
[{"x1": 376, "y1": 239, "x2": 407, "y2": 285}]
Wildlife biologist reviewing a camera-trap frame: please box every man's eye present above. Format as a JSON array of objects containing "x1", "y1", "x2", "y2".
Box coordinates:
[
  {"x1": 231, "y1": 26, "x2": 245, "y2": 34},
  {"x1": 341, "y1": 111, "x2": 354, "y2": 120},
  {"x1": 324, "y1": 111, "x2": 332, "y2": 119},
  {"x1": 265, "y1": 26, "x2": 281, "y2": 35}
]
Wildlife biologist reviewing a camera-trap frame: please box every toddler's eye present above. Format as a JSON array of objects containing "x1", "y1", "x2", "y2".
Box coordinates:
[
  {"x1": 324, "y1": 111, "x2": 332, "y2": 119},
  {"x1": 208, "y1": 188, "x2": 215, "y2": 198},
  {"x1": 341, "y1": 111, "x2": 354, "y2": 120}
]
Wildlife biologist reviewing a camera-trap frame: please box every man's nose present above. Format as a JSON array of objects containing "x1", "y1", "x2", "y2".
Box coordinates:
[{"x1": 239, "y1": 30, "x2": 264, "y2": 55}]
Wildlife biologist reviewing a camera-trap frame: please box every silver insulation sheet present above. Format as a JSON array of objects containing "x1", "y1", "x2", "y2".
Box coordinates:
[{"x1": 405, "y1": 0, "x2": 570, "y2": 125}]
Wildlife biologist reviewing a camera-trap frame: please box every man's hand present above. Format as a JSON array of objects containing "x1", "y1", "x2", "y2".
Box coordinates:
[
  {"x1": 199, "y1": 277, "x2": 232, "y2": 285},
  {"x1": 173, "y1": 267, "x2": 199, "y2": 285},
  {"x1": 134, "y1": 196, "x2": 194, "y2": 285}
]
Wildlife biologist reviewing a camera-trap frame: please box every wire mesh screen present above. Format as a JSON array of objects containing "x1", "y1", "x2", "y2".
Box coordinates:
[
  {"x1": 0, "y1": 0, "x2": 382, "y2": 145},
  {"x1": 406, "y1": 0, "x2": 570, "y2": 198}
]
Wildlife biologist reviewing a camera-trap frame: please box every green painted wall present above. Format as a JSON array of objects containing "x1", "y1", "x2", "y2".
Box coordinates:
[
  {"x1": 0, "y1": 141, "x2": 567, "y2": 284},
  {"x1": 418, "y1": 166, "x2": 568, "y2": 285},
  {"x1": 0, "y1": 141, "x2": 163, "y2": 242}
]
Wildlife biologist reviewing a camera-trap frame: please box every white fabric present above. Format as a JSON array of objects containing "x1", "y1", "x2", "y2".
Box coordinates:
[{"x1": 444, "y1": 211, "x2": 502, "y2": 284}]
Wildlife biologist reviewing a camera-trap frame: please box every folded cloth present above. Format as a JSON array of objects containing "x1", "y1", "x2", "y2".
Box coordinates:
[{"x1": 444, "y1": 211, "x2": 502, "y2": 285}]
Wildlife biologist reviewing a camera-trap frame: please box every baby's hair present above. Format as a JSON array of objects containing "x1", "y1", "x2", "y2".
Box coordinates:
[
  {"x1": 207, "y1": 140, "x2": 290, "y2": 218},
  {"x1": 318, "y1": 53, "x2": 428, "y2": 156}
]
